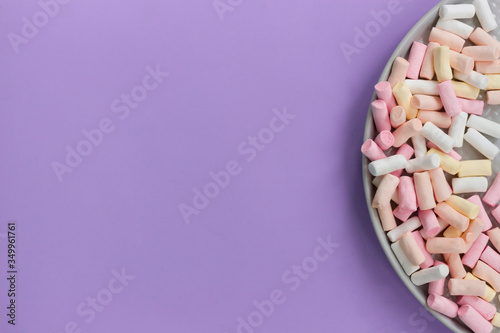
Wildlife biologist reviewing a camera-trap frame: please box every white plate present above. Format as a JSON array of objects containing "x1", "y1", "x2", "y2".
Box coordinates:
[{"x1": 363, "y1": 0, "x2": 500, "y2": 332}]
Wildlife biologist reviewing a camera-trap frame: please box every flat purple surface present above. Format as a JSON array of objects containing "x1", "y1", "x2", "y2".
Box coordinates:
[{"x1": 0, "y1": 0, "x2": 451, "y2": 332}]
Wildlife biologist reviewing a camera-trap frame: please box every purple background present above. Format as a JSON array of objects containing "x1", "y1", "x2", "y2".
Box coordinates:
[{"x1": 0, "y1": 0, "x2": 452, "y2": 332}]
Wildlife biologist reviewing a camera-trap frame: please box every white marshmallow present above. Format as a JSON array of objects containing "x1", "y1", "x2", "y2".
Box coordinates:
[
  {"x1": 391, "y1": 240, "x2": 420, "y2": 276},
  {"x1": 467, "y1": 115, "x2": 500, "y2": 138},
  {"x1": 421, "y1": 122, "x2": 454, "y2": 153},
  {"x1": 405, "y1": 80, "x2": 439, "y2": 95},
  {"x1": 387, "y1": 217, "x2": 422, "y2": 243},
  {"x1": 454, "y1": 70, "x2": 489, "y2": 90},
  {"x1": 449, "y1": 112, "x2": 468, "y2": 148},
  {"x1": 474, "y1": 0, "x2": 498, "y2": 32},
  {"x1": 439, "y1": 4, "x2": 475, "y2": 19},
  {"x1": 405, "y1": 154, "x2": 441, "y2": 173},
  {"x1": 463, "y1": 128, "x2": 500, "y2": 160},
  {"x1": 411, "y1": 265, "x2": 450, "y2": 286},
  {"x1": 412, "y1": 133, "x2": 427, "y2": 158},
  {"x1": 452, "y1": 177, "x2": 489, "y2": 194},
  {"x1": 436, "y1": 19, "x2": 474, "y2": 39},
  {"x1": 368, "y1": 155, "x2": 409, "y2": 177}
]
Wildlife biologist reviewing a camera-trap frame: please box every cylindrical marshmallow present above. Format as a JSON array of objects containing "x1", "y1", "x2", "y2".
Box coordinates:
[
  {"x1": 486, "y1": 74, "x2": 500, "y2": 90},
  {"x1": 400, "y1": 232, "x2": 425, "y2": 267},
  {"x1": 458, "y1": 160, "x2": 492, "y2": 178},
  {"x1": 391, "y1": 239, "x2": 419, "y2": 275},
  {"x1": 361, "y1": 139, "x2": 386, "y2": 161},
  {"x1": 457, "y1": 98, "x2": 483, "y2": 116},
  {"x1": 426, "y1": 237, "x2": 466, "y2": 254},
  {"x1": 411, "y1": 133, "x2": 427, "y2": 158},
  {"x1": 433, "y1": 46, "x2": 453, "y2": 83},
  {"x1": 437, "y1": 80, "x2": 461, "y2": 118},
  {"x1": 406, "y1": 42, "x2": 427, "y2": 80},
  {"x1": 429, "y1": 27, "x2": 465, "y2": 53},
  {"x1": 393, "y1": 205, "x2": 414, "y2": 222},
  {"x1": 462, "y1": 218, "x2": 486, "y2": 252},
  {"x1": 388, "y1": 57, "x2": 410, "y2": 88},
  {"x1": 405, "y1": 154, "x2": 440, "y2": 173},
  {"x1": 372, "y1": 174, "x2": 399, "y2": 209},
  {"x1": 473, "y1": 260, "x2": 500, "y2": 292},
  {"x1": 412, "y1": 231, "x2": 433, "y2": 269},
  {"x1": 458, "y1": 305, "x2": 494, "y2": 333},
  {"x1": 374, "y1": 176, "x2": 399, "y2": 203},
  {"x1": 467, "y1": 115, "x2": 500, "y2": 138},
  {"x1": 476, "y1": 60, "x2": 500, "y2": 74},
  {"x1": 411, "y1": 265, "x2": 449, "y2": 286},
  {"x1": 405, "y1": 80, "x2": 438, "y2": 95},
  {"x1": 457, "y1": 296, "x2": 496, "y2": 321},
  {"x1": 411, "y1": 95, "x2": 442, "y2": 110},
  {"x1": 452, "y1": 80, "x2": 480, "y2": 100},
  {"x1": 487, "y1": 228, "x2": 500, "y2": 253},
  {"x1": 387, "y1": 216, "x2": 420, "y2": 243},
  {"x1": 427, "y1": 294, "x2": 458, "y2": 318},
  {"x1": 436, "y1": 19, "x2": 473, "y2": 39},
  {"x1": 421, "y1": 216, "x2": 448, "y2": 240},
  {"x1": 454, "y1": 70, "x2": 489, "y2": 90},
  {"x1": 428, "y1": 261, "x2": 447, "y2": 295},
  {"x1": 417, "y1": 111, "x2": 451, "y2": 128},
  {"x1": 444, "y1": 225, "x2": 462, "y2": 238},
  {"x1": 446, "y1": 195, "x2": 480, "y2": 219},
  {"x1": 375, "y1": 81, "x2": 397, "y2": 111},
  {"x1": 439, "y1": 4, "x2": 475, "y2": 20},
  {"x1": 421, "y1": 121, "x2": 454, "y2": 153},
  {"x1": 449, "y1": 279, "x2": 486, "y2": 296},
  {"x1": 418, "y1": 209, "x2": 440, "y2": 237},
  {"x1": 483, "y1": 172, "x2": 500, "y2": 207},
  {"x1": 420, "y1": 42, "x2": 439, "y2": 80},
  {"x1": 448, "y1": 112, "x2": 468, "y2": 148},
  {"x1": 463, "y1": 233, "x2": 490, "y2": 269},
  {"x1": 413, "y1": 171, "x2": 435, "y2": 210},
  {"x1": 392, "y1": 118, "x2": 422, "y2": 147},
  {"x1": 374, "y1": 130, "x2": 394, "y2": 151},
  {"x1": 464, "y1": 128, "x2": 500, "y2": 160},
  {"x1": 464, "y1": 272, "x2": 497, "y2": 302},
  {"x1": 480, "y1": 246, "x2": 500, "y2": 274},
  {"x1": 390, "y1": 106, "x2": 406, "y2": 128},
  {"x1": 398, "y1": 176, "x2": 417, "y2": 212},
  {"x1": 391, "y1": 143, "x2": 414, "y2": 177},
  {"x1": 368, "y1": 155, "x2": 408, "y2": 177},
  {"x1": 470, "y1": 28, "x2": 500, "y2": 51},
  {"x1": 428, "y1": 167, "x2": 452, "y2": 202},
  {"x1": 452, "y1": 177, "x2": 488, "y2": 194},
  {"x1": 393, "y1": 82, "x2": 418, "y2": 119},
  {"x1": 474, "y1": 0, "x2": 498, "y2": 32},
  {"x1": 427, "y1": 148, "x2": 460, "y2": 175},
  {"x1": 378, "y1": 204, "x2": 397, "y2": 231},
  {"x1": 487, "y1": 91, "x2": 500, "y2": 105},
  {"x1": 492, "y1": 313, "x2": 500, "y2": 328},
  {"x1": 462, "y1": 45, "x2": 500, "y2": 61},
  {"x1": 467, "y1": 195, "x2": 492, "y2": 232},
  {"x1": 450, "y1": 50, "x2": 475, "y2": 74},
  {"x1": 434, "y1": 202, "x2": 469, "y2": 232},
  {"x1": 371, "y1": 100, "x2": 391, "y2": 133},
  {"x1": 444, "y1": 253, "x2": 467, "y2": 279}
]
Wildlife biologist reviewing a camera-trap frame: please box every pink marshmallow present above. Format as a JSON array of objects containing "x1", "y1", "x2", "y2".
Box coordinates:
[
  {"x1": 462, "y1": 233, "x2": 489, "y2": 269},
  {"x1": 458, "y1": 305, "x2": 493, "y2": 333},
  {"x1": 393, "y1": 205, "x2": 414, "y2": 222},
  {"x1": 482, "y1": 171, "x2": 500, "y2": 207},
  {"x1": 412, "y1": 231, "x2": 434, "y2": 269},
  {"x1": 418, "y1": 209, "x2": 440, "y2": 237},
  {"x1": 457, "y1": 296, "x2": 496, "y2": 321},
  {"x1": 491, "y1": 207, "x2": 500, "y2": 226},
  {"x1": 458, "y1": 98, "x2": 484, "y2": 116},
  {"x1": 487, "y1": 228, "x2": 500, "y2": 253},
  {"x1": 407, "y1": 42, "x2": 427, "y2": 80},
  {"x1": 361, "y1": 139, "x2": 387, "y2": 161},
  {"x1": 480, "y1": 246, "x2": 500, "y2": 274},
  {"x1": 374, "y1": 130, "x2": 395, "y2": 150},
  {"x1": 467, "y1": 195, "x2": 492, "y2": 232},
  {"x1": 374, "y1": 81, "x2": 397, "y2": 111},
  {"x1": 398, "y1": 176, "x2": 417, "y2": 212},
  {"x1": 371, "y1": 100, "x2": 391, "y2": 133},
  {"x1": 428, "y1": 261, "x2": 447, "y2": 295},
  {"x1": 428, "y1": 294, "x2": 458, "y2": 318},
  {"x1": 437, "y1": 80, "x2": 462, "y2": 117}
]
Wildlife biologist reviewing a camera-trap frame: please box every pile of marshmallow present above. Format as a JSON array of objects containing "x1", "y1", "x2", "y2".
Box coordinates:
[{"x1": 362, "y1": 1, "x2": 500, "y2": 332}]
